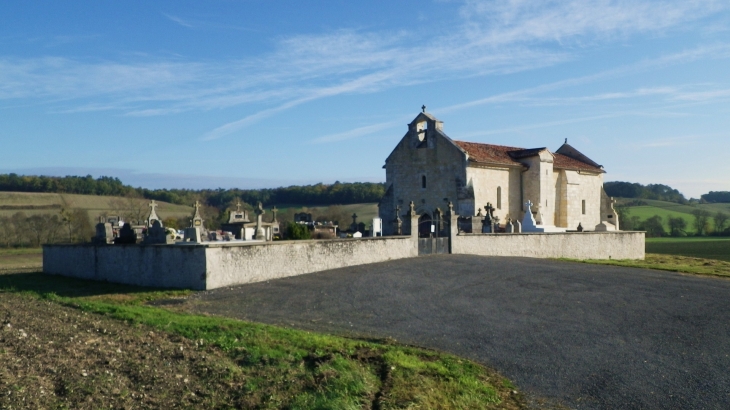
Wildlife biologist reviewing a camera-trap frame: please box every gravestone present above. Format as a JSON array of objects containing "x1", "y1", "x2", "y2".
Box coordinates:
[
  {"x1": 143, "y1": 220, "x2": 173, "y2": 244},
  {"x1": 146, "y1": 200, "x2": 161, "y2": 227},
  {"x1": 114, "y1": 223, "x2": 137, "y2": 244},
  {"x1": 482, "y1": 203, "x2": 496, "y2": 233},
  {"x1": 350, "y1": 213, "x2": 358, "y2": 232},
  {"x1": 393, "y1": 205, "x2": 403, "y2": 235},
  {"x1": 191, "y1": 200, "x2": 205, "y2": 229},
  {"x1": 93, "y1": 217, "x2": 113, "y2": 244},
  {"x1": 254, "y1": 202, "x2": 265, "y2": 240},
  {"x1": 505, "y1": 218, "x2": 514, "y2": 233}
]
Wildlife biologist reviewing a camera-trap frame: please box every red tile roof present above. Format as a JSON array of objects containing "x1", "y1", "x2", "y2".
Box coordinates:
[{"x1": 453, "y1": 140, "x2": 604, "y2": 173}]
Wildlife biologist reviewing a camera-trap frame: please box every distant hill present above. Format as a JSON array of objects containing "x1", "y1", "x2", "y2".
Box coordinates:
[{"x1": 604, "y1": 181, "x2": 687, "y2": 204}]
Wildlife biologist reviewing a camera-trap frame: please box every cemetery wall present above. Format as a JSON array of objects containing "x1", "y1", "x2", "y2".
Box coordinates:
[
  {"x1": 43, "y1": 244, "x2": 207, "y2": 289},
  {"x1": 43, "y1": 236, "x2": 416, "y2": 290},
  {"x1": 204, "y1": 236, "x2": 417, "y2": 289},
  {"x1": 451, "y1": 231, "x2": 644, "y2": 260}
]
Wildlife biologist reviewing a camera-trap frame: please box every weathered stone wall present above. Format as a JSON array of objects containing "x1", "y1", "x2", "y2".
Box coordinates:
[
  {"x1": 451, "y1": 231, "x2": 644, "y2": 260},
  {"x1": 44, "y1": 236, "x2": 417, "y2": 290},
  {"x1": 465, "y1": 165, "x2": 522, "y2": 221},
  {"x1": 43, "y1": 244, "x2": 207, "y2": 289},
  {"x1": 204, "y1": 236, "x2": 417, "y2": 289},
  {"x1": 560, "y1": 170, "x2": 603, "y2": 230}
]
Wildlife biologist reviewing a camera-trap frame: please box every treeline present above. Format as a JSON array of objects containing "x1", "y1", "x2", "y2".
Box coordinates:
[
  {"x1": 701, "y1": 191, "x2": 730, "y2": 203},
  {"x1": 0, "y1": 173, "x2": 385, "y2": 207},
  {"x1": 604, "y1": 181, "x2": 687, "y2": 204}
]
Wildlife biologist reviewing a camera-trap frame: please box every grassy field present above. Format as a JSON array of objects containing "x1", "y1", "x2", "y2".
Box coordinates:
[
  {"x1": 645, "y1": 237, "x2": 730, "y2": 262},
  {"x1": 0, "y1": 269, "x2": 526, "y2": 409},
  {"x1": 0, "y1": 191, "x2": 193, "y2": 224},
  {"x1": 276, "y1": 203, "x2": 379, "y2": 224},
  {"x1": 619, "y1": 198, "x2": 730, "y2": 234},
  {"x1": 569, "y1": 253, "x2": 730, "y2": 279},
  {"x1": 0, "y1": 247, "x2": 42, "y2": 271}
]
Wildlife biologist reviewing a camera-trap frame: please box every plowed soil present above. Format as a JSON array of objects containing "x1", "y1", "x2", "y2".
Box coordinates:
[{"x1": 0, "y1": 293, "x2": 249, "y2": 409}]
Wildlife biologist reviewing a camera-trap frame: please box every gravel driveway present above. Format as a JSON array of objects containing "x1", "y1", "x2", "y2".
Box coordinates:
[{"x1": 181, "y1": 255, "x2": 730, "y2": 409}]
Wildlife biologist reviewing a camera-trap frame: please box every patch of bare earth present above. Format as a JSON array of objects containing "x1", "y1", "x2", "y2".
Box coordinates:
[{"x1": 0, "y1": 293, "x2": 247, "y2": 409}]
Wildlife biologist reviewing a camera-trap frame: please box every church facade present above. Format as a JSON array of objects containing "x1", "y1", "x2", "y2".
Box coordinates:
[{"x1": 378, "y1": 109, "x2": 618, "y2": 235}]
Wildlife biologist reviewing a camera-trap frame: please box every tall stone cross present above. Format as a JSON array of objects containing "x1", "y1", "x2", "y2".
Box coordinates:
[
  {"x1": 447, "y1": 201, "x2": 454, "y2": 215},
  {"x1": 235, "y1": 200, "x2": 242, "y2": 213},
  {"x1": 394, "y1": 205, "x2": 402, "y2": 235},
  {"x1": 147, "y1": 200, "x2": 160, "y2": 225},
  {"x1": 525, "y1": 200, "x2": 533, "y2": 213},
  {"x1": 254, "y1": 202, "x2": 265, "y2": 240},
  {"x1": 271, "y1": 205, "x2": 278, "y2": 222},
  {"x1": 408, "y1": 201, "x2": 416, "y2": 217},
  {"x1": 192, "y1": 200, "x2": 204, "y2": 228}
]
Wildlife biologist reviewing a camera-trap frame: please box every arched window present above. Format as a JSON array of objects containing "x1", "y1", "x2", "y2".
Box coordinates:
[
  {"x1": 422, "y1": 175, "x2": 427, "y2": 189},
  {"x1": 497, "y1": 186, "x2": 502, "y2": 209}
]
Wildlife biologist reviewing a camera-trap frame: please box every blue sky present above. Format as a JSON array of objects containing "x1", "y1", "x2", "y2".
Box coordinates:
[{"x1": 1, "y1": 0, "x2": 729, "y2": 198}]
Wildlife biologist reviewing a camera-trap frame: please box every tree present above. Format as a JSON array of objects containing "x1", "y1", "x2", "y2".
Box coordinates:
[
  {"x1": 286, "y1": 222, "x2": 311, "y2": 240},
  {"x1": 691, "y1": 209, "x2": 711, "y2": 236},
  {"x1": 714, "y1": 211, "x2": 729, "y2": 234},
  {"x1": 642, "y1": 215, "x2": 665, "y2": 237},
  {"x1": 667, "y1": 216, "x2": 687, "y2": 237}
]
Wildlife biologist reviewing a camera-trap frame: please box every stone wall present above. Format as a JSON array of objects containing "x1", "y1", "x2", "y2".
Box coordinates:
[
  {"x1": 43, "y1": 244, "x2": 207, "y2": 289},
  {"x1": 44, "y1": 236, "x2": 417, "y2": 290},
  {"x1": 204, "y1": 236, "x2": 417, "y2": 289},
  {"x1": 465, "y1": 165, "x2": 522, "y2": 221},
  {"x1": 451, "y1": 231, "x2": 644, "y2": 260}
]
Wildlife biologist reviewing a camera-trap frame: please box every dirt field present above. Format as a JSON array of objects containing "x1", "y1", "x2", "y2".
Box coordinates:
[{"x1": 0, "y1": 293, "x2": 254, "y2": 409}]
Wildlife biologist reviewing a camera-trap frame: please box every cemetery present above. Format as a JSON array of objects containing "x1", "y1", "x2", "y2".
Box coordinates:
[
  {"x1": 44, "y1": 195, "x2": 643, "y2": 290},
  {"x1": 43, "y1": 108, "x2": 644, "y2": 290}
]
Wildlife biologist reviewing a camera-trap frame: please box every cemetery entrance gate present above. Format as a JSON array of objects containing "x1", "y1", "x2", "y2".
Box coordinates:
[{"x1": 417, "y1": 213, "x2": 450, "y2": 255}]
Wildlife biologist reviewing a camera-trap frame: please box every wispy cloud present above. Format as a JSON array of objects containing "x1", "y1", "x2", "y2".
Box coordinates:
[
  {"x1": 637, "y1": 135, "x2": 700, "y2": 148},
  {"x1": 309, "y1": 120, "x2": 404, "y2": 144},
  {"x1": 0, "y1": 0, "x2": 726, "y2": 141},
  {"x1": 163, "y1": 13, "x2": 194, "y2": 28}
]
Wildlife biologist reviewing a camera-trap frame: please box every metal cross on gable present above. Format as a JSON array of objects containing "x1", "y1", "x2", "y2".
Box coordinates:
[{"x1": 235, "y1": 200, "x2": 243, "y2": 213}]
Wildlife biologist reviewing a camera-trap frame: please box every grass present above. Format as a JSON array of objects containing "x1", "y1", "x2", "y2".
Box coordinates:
[
  {"x1": 0, "y1": 247, "x2": 43, "y2": 271},
  {"x1": 277, "y1": 203, "x2": 379, "y2": 224},
  {"x1": 619, "y1": 198, "x2": 730, "y2": 234},
  {"x1": 645, "y1": 237, "x2": 730, "y2": 262},
  {"x1": 0, "y1": 191, "x2": 192, "y2": 224},
  {"x1": 0, "y1": 270, "x2": 523, "y2": 409},
  {"x1": 566, "y1": 253, "x2": 730, "y2": 279}
]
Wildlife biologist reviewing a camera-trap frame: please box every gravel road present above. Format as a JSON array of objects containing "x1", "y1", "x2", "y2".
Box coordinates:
[{"x1": 183, "y1": 255, "x2": 730, "y2": 409}]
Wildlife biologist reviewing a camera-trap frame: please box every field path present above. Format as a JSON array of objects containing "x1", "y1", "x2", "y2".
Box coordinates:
[{"x1": 182, "y1": 255, "x2": 730, "y2": 409}]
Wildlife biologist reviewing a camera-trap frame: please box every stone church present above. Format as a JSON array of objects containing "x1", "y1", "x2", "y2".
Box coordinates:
[{"x1": 378, "y1": 108, "x2": 619, "y2": 235}]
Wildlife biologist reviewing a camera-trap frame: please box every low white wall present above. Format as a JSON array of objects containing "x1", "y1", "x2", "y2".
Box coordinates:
[
  {"x1": 43, "y1": 244, "x2": 208, "y2": 289},
  {"x1": 43, "y1": 236, "x2": 417, "y2": 290},
  {"x1": 204, "y1": 236, "x2": 417, "y2": 289},
  {"x1": 451, "y1": 231, "x2": 645, "y2": 260}
]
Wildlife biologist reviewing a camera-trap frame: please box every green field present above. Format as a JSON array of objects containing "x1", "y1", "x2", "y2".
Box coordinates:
[
  {"x1": 646, "y1": 237, "x2": 730, "y2": 262},
  {"x1": 0, "y1": 191, "x2": 194, "y2": 225},
  {"x1": 619, "y1": 198, "x2": 730, "y2": 234}
]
